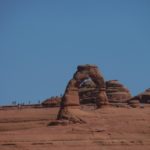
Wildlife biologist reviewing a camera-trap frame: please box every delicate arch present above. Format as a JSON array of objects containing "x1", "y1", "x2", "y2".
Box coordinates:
[{"x1": 59, "y1": 65, "x2": 108, "y2": 109}]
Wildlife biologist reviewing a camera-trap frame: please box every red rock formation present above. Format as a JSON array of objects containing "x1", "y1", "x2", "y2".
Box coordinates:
[
  {"x1": 42, "y1": 97, "x2": 61, "y2": 107},
  {"x1": 128, "y1": 100, "x2": 140, "y2": 108},
  {"x1": 57, "y1": 65, "x2": 109, "y2": 123},
  {"x1": 79, "y1": 80, "x2": 132, "y2": 104},
  {"x1": 129, "y1": 88, "x2": 150, "y2": 104},
  {"x1": 106, "y1": 80, "x2": 132, "y2": 103},
  {"x1": 79, "y1": 79, "x2": 98, "y2": 104},
  {"x1": 43, "y1": 79, "x2": 132, "y2": 110}
]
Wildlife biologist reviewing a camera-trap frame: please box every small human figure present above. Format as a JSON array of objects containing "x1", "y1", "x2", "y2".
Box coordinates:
[{"x1": 18, "y1": 104, "x2": 22, "y2": 110}]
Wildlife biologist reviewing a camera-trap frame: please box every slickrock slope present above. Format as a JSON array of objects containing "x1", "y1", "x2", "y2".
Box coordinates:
[{"x1": 0, "y1": 106, "x2": 149, "y2": 150}]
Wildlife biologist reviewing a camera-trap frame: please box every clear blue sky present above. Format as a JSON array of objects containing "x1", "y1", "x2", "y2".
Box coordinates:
[{"x1": 0, "y1": 0, "x2": 150, "y2": 105}]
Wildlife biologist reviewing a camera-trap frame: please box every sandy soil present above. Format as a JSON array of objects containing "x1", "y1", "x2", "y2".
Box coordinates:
[{"x1": 0, "y1": 105, "x2": 150, "y2": 150}]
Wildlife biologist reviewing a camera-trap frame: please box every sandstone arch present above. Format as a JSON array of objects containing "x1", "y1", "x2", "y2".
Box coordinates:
[{"x1": 57, "y1": 65, "x2": 109, "y2": 123}]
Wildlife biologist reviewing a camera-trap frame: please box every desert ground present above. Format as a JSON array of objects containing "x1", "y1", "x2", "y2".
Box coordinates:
[{"x1": 0, "y1": 105, "x2": 150, "y2": 150}]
